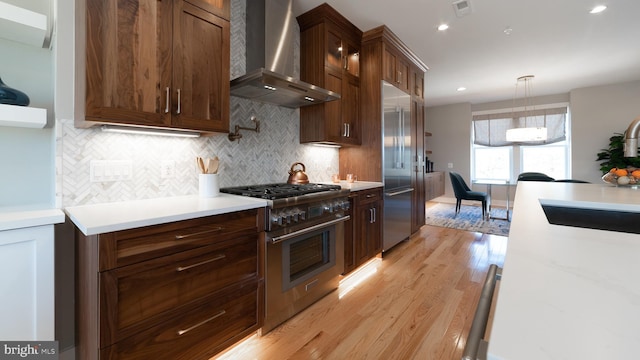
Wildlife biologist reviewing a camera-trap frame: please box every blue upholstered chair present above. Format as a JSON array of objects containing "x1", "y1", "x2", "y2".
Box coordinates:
[
  {"x1": 449, "y1": 172, "x2": 490, "y2": 220},
  {"x1": 517, "y1": 172, "x2": 555, "y2": 182}
]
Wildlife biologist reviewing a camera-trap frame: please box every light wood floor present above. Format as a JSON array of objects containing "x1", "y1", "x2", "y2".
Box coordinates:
[{"x1": 213, "y1": 225, "x2": 507, "y2": 360}]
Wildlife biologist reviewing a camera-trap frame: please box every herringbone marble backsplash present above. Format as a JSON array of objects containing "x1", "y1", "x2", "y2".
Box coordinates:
[{"x1": 56, "y1": 0, "x2": 338, "y2": 207}]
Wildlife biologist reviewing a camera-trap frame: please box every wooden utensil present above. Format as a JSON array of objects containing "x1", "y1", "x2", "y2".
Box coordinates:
[
  {"x1": 197, "y1": 157, "x2": 206, "y2": 174},
  {"x1": 208, "y1": 157, "x2": 219, "y2": 174}
]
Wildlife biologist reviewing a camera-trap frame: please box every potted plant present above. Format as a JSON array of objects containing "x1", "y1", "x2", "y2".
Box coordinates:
[
  {"x1": 597, "y1": 132, "x2": 640, "y2": 185},
  {"x1": 596, "y1": 132, "x2": 640, "y2": 174}
]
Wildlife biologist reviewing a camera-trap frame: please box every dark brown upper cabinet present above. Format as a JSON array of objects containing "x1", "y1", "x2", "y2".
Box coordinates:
[
  {"x1": 297, "y1": 4, "x2": 363, "y2": 146},
  {"x1": 82, "y1": 0, "x2": 230, "y2": 134},
  {"x1": 383, "y1": 47, "x2": 410, "y2": 94}
]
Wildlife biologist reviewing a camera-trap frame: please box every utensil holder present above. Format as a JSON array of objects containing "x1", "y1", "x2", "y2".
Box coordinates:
[{"x1": 199, "y1": 174, "x2": 220, "y2": 197}]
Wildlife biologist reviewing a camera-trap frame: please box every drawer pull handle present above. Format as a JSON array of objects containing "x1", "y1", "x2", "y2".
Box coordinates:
[
  {"x1": 176, "y1": 254, "x2": 226, "y2": 272},
  {"x1": 177, "y1": 310, "x2": 226, "y2": 336},
  {"x1": 175, "y1": 226, "x2": 224, "y2": 240}
]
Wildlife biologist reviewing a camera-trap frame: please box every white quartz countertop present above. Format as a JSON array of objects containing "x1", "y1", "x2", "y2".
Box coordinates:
[
  {"x1": 64, "y1": 194, "x2": 268, "y2": 236},
  {"x1": 328, "y1": 181, "x2": 383, "y2": 191},
  {"x1": 488, "y1": 182, "x2": 640, "y2": 360},
  {"x1": 0, "y1": 205, "x2": 65, "y2": 231}
]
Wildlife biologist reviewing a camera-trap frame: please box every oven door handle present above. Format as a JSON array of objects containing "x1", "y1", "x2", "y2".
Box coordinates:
[{"x1": 269, "y1": 216, "x2": 351, "y2": 244}]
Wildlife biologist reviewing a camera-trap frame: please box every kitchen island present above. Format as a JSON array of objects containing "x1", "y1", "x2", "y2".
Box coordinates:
[{"x1": 488, "y1": 181, "x2": 640, "y2": 359}]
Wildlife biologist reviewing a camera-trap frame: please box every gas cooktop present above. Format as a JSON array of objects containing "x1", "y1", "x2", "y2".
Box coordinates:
[{"x1": 220, "y1": 183, "x2": 342, "y2": 200}]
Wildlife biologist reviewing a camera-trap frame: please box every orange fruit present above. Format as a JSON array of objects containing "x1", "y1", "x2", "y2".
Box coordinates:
[
  {"x1": 615, "y1": 169, "x2": 628, "y2": 177},
  {"x1": 610, "y1": 167, "x2": 618, "y2": 173},
  {"x1": 632, "y1": 170, "x2": 640, "y2": 178}
]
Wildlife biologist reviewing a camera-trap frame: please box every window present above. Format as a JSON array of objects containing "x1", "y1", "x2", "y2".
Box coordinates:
[
  {"x1": 473, "y1": 146, "x2": 512, "y2": 180},
  {"x1": 471, "y1": 105, "x2": 570, "y2": 181},
  {"x1": 520, "y1": 142, "x2": 568, "y2": 179}
]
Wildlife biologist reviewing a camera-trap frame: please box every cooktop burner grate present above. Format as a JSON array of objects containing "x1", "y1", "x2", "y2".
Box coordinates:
[{"x1": 220, "y1": 183, "x2": 342, "y2": 200}]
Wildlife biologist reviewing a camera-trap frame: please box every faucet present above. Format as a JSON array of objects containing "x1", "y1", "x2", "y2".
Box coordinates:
[
  {"x1": 624, "y1": 115, "x2": 640, "y2": 157},
  {"x1": 228, "y1": 116, "x2": 260, "y2": 142}
]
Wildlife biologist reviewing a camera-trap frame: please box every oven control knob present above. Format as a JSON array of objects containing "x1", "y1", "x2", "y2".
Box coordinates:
[
  {"x1": 271, "y1": 213, "x2": 283, "y2": 226},
  {"x1": 324, "y1": 203, "x2": 334, "y2": 213},
  {"x1": 289, "y1": 209, "x2": 306, "y2": 222},
  {"x1": 299, "y1": 210, "x2": 306, "y2": 220}
]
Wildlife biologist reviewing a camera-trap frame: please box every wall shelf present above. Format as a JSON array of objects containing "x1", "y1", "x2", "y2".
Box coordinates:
[
  {"x1": 0, "y1": 1, "x2": 48, "y2": 47},
  {"x1": 0, "y1": 104, "x2": 47, "y2": 128}
]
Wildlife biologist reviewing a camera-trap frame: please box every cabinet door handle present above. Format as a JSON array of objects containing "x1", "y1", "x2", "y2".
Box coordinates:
[
  {"x1": 347, "y1": 123, "x2": 350, "y2": 137},
  {"x1": 175, "y1": 226, "x2": 224, "y2": 240},
  {"x1": 397, "y1": 70, "x2": 402, "y2": 84},
  {"x1": 177, "y1": 310, "x2": 226, "y2": 336},
  {"x1": 369, "y1": 208, "x2": 374, "y2": 223},
  {"x1": 365, "y1": 194, "x2": 376, "y2": 198},
  {"x1": 176, "y1": 254, "x2": 226, "y2": 272},
  {"x1": 343, "y1": 123, "x2": 348, "y2": 137},
  {"x1": 176, "y1": 88, "x2": 181, "y2": 114},
  {"x1": 372, "y1": 207, "x2": 376, "y2": 223},
  {"x1": 164, "y1": 87, "x2": 170, "y2": 113}
]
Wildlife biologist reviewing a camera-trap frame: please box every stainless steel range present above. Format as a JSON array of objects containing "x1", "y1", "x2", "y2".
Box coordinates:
[{"x1": 220, "y1": 183, "x2": 350, "y2": 334}]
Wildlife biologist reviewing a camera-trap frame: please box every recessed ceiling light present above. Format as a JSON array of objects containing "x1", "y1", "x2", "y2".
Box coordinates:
[
  {"x1": 503, "y1": 26, "x2": 513, "y2": 35},
  {"x1": 457, "y1": 87, "x2": 467, "y2": 92},
  {"x1": 590, "y1": 5, "x2": 607, "y2": 14},
  {"x1": 438, "y1": 24, "x2": 449, "y2": 31}
]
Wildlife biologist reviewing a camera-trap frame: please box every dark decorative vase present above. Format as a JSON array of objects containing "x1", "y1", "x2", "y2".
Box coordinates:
[{"x1": 0, "y1": 77, "x2": 30, "y2": 106}]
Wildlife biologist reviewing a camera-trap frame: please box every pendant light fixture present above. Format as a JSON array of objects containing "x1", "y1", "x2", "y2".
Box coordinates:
[{"x1": 506, "y1": 75, "x2": 548, "y2": 142}]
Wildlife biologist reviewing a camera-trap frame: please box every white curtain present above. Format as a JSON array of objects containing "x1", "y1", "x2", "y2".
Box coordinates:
[{"x1": 473, "y1": 107, "x2": 567, "y2": 146}]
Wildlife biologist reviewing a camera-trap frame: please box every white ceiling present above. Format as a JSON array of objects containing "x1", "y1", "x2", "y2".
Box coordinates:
[{"x1": 292, "y1": 0, "x2": 640, "y2": 107}]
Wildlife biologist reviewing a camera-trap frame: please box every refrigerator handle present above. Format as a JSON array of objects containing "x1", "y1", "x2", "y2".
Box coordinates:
[
  {"x1": 400, "y1": 109, "x2": 406, "y2": 169},
  {"x1": 395, "y1": 109, "x2": 402, "y2": 168},
  {"x1": 385, "y1": 188, "x2": 415, "y2": 197},
  {"x1": 393, "y1": 127, "x2": 398, "y2": 169}
]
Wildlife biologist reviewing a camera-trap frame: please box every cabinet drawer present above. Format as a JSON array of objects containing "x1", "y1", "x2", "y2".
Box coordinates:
[
  {"x1": 356, "y1": 188, "x2": 382, "y2": 205},
  {"x1": 100, "y1": 235, "x2": 258, "y2": 345},
  {"x1": 99, "y1": 210, "x2": 259, "y2": 270},
  {"x1": 101, "y1": 282, "x2": 258, "y2": 360}
]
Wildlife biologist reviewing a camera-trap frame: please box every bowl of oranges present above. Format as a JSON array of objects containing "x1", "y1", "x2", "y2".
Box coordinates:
[{"x1": 602, "y1": 167, "x2": 640, "y2": 186}]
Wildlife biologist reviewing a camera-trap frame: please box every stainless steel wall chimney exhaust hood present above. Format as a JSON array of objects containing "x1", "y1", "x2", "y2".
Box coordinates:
[{"x1": 230, "y1": 0, "x2": 339, "y2": 108}]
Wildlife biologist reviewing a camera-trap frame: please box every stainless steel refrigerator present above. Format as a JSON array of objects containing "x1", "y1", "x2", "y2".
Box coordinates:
[{"x1": 382, "y1": 81, "x2": 413, "y2": 252}]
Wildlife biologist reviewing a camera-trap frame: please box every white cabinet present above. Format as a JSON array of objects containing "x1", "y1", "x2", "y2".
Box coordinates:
[
  {"x1": 0, "y1": 225, "x2": 54, "y2": 340},
  {"x1": 0, "y1": 208, "x2": 63, "y2": 341}
]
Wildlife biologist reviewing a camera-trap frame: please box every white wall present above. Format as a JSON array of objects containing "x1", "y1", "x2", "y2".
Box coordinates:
[
  {"x1": 0, "y1": 35, "x2": 55, "y2": 208},
  {"x1": 425, "y1": 102, "x2": 471, "y2": 198},
  {"x1": 570, "y1": 80, "x2": 640, "y2": 183}
]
